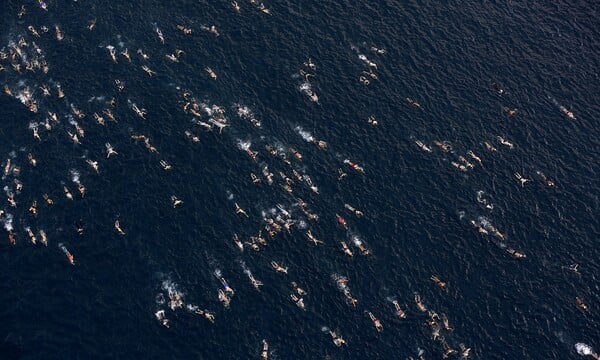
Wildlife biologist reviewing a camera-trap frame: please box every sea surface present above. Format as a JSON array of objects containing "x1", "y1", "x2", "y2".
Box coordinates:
[{"x1": 0, "y1": 1, "x2": 599, "y2": 359}]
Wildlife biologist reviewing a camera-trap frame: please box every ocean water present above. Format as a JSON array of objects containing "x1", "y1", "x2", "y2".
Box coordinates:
[{"x1": 0, "y1": 1, "x2": 598, "y2": 359}]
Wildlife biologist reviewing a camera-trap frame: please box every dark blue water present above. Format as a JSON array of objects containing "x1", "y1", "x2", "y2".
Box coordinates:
[{"x1": 1, "y1": 1, "x2": 599, "y2": 359}]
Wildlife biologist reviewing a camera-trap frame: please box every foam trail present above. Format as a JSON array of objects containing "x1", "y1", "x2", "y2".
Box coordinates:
[
  {"x1": 295, "y1": 126, "x2": 314, "y2": 142},
  {"x1": 2, "y1": 213, "x2": 14, "y2": 231},
  {"x1": 70, "y1": 169, "x2": 80, "y2": 184}
]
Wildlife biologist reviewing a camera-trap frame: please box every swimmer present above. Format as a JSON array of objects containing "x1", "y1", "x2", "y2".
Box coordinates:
[
  {"x1": 144, "y1": 139, "x2": 158, "y2": 154},
  {"x1": 32, "y1": 126, "x2": 41, "y2": 141},
  {"x1": 205, "y1": 67, "x2": 217, "y2": 80},
  {"x1": 107, "y1": 46, "x2": 117, "y2": 62},
  {"x1": 105, "y1": 143, "x2": 118, "y2": 158},
  {"x1": 248, "y1": 274, "x2": 263, "y2": 290},
  {"x1": 341, "y1": 241, "x2": 353, "y2": 257},
  {"x1": 344, "y1": 204, "x2": 364, "y2": 217},
  {"x1": 218, "y1": 289, "x2": 231, "y2": 308},
  {"x1": 304, "y1": 87, "x2": 319, "y2": 103},
  {"x1": 392, "y1": 300, "x2": 406, "y2": 318},
  {"x1": 415, "y1": 294, "x2": 427, "y2": 312},
  {"x1": 171, "y1": 196, "x2": 183, "y2": 208},
  {"x1": 506, "y1": 248, "x2": 526, "y2": 259},
  {"x1": 303, "y1": 58, "x2": 317, "y2": 71},
  {"x1": 514, "y1": 172, "x2": 530, "y2": 187},
  {"x1": 155, "y1": 26, "x2": 165, "y2": 44},
  {"x1": 137, "y1": 49, "x2": 150, "y2": 60},
  {"x1": 88, "y1": 19, "x2": 96, "y2": 31},
  {"x1": 209, "y1": 118, "x2": 229, "y2": 133},
  {"x1": 93, "y1": 113, "x2": 105, "y2": 126},
  {"x1": 25, "y1": 227, "x2": 36, "y2": 244},
  {"x1": 176, "y1": 25, "x2": 192, "y2": 34},
  {"x1": 443, "y1": 342, "x2": 457, "y2": 358},
  {"x1": 198, "y1": 309, "x2": 215, "y2": 323},
  {"x1": 436, "y1": 313, "x2": 451, "y2": 332},
  {"x1": 496, "y1": 136, "x2": 514, "y2": 149},
  {"x1": 367, "y1": 115, "x2": 378, "y2": 126},
  {"x1": 576, "y1": 297, "x2": 589, "y2": 311},
  {"x1": 406, "y1": 98, "x2": 422, "y2": 109},
  {"x1": 18, "y1": 5, "x2": 26, "y2": 18},
  {"x1": 276, "y1": 204, "x2": 291, "y2": 218},
  {"x1": 431, "y1": 141, "x2": 450, "y2": 153},
  {"x1": 484, "y1": 141, "x2": 497, "y2": 152},
  {"x1": 209, "y1": 25, "x2": 220, "y2": 36},
  {"x1": 114, "y1": 220, "x2": 125, "y2": 235},
  {"x1": 356, "y1": 242, "x2": 370, "y2": 256},
  {"x1": 39, "y1": 84, "x2": 51, "y2": 96},
  {"x1": 230, "y1": 233, "x2": 243, "y2": 252},
  {"x1": 56, "y1": 83, "x2": 65, "y2": 98},
  {"x1": 232, "y1": 1, "x2": 240, "y2": 12},
  {"x1": 39, "y1": 230, "x2": 48, "y2": 246},
  {"x1": 491, "y1": 82, "x2": 505, "y2": 95},
  {"x1": 43, "y1": 118, "x2": 52, "y2": 131},
  {"x1": 132, "y1": 104, "x2": 147, "y2": 119},
  {"x1": 43, "y1": 194, "x2": 54, "y2": 205},
  {"x1": 220, "y1": 277, "x2": 235, "y2": 295},
  {"x1": 251, "y1": 173, "x2": 261, "y2": 184},
  {"x1": 358, "y1": 54, "x2": 377, "y2": 68},
  {"x1": 430, "y1": 275, "x2": 447, "y2": 291},
  {"x1": 559, "y1": 105, "x2": 576, "y2": 120},
  {"x1": 415, "y1": 140, "x2": 432, "y2": 152},
  {"x1": 314, "y1": 140, "x2": 328, "y2": 149},
  {"x1": 365, "y1": 69, "x2": 379, "y2": 80},
  {"x1": 335, "y1": 214, "x2": 348, "y2": 230},
  {"x1": 8, "y1": 231, "x2": 16, "y2": 245},
  {"x1": 159, "y1": 160, "x2": 172, "y2": 170},
  {"x1": 290, "y1": 147, "x2": 302, "y2": 160},
  {"x1": 165, "y1": 53, "x2": 178, "y2": 62},
  {"x1": 120, "y1": 48, "x2": 131, "y2": 62},
  {"x1": 14, "y1": 179, "x2": 23, "y2": 191},
  {"x1": 7, "y1": 193, "x2": 17, "y2": 207},
  {"x1": 503, "y1": 107, "x2": 517, "y2": 117},
  {"x1": 4, "y1": 158, "x2": 11, "y2": 175},
  {"x1": 59, "y1": 243, "x2": 75, "y2": 265},
  {"x1": 265, "y1": 145, "x2": 277, "y2": 156},
  {"x1": 261, "y1": 340, "x2": 268, "y2": 360},
  {"x1": 184, "y1": 130, "x2": 200, "y2": 142},
  {"x1": 290, "y1": 293, "x2": 305, "y2": 310},
  {"x1": 327, "y1": 329, "x2": 346, "y2": 347},
  {"x1": 271, "y1": 261, "x2": 288, "y2": 274},
  {"x1": 563, "y1": 263, "x2": 580, "y2": 274},
  {"x1": 62, "y1": 186, "x2": 73, "y2": 200},
  {"x1": 245, "y1": 239, "x2": 260, "y2": 251},
  {"x1": 344, "y1": 159, "x2": 365, "y2": 173},
  {"x1": 367, "y1": 311, "x2": 383, "y2": 332},
  {"x1": 86, "y1": 159, "x2": 99, "y2": 173},
  {"x1": 279, "y1": 172, "x2": 293, "y2": 186},
  {"x1": 234, "y1": 203, "x2": 249, "y2": 217},
  {"x1": 370, "y1": 46, "x2": 387, "y2": 54},
  {"x1": 55, "y1": 25, "x2": 64, "y2": 41},
  {"x1": 77, "y1": 183, "x2": 86, "y2": 197},
  {"x1": 155, "y1": 310, "x2": 170, "y2": 328},
  {"x1": 29, "y1": 201, "x2": 38, "y2": 216},
  {"x1": 291, "y1": 282, "x2": 307, "y2": 296},
  {"x1": 467, "y1": 150, "x2": 482, "y2": 164},
  {"x1": 141, "y1": 65, "x2": 157, "y2": 76},
  {"x1": 459, "y1": 343, "x2": 471, "y2": 358},
  {"x1": 306, "y1": 230, "x2": 324, "y2": 245},
  {"x1": 536, "y1": 171, "x2": 555, "y2": 187}
]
